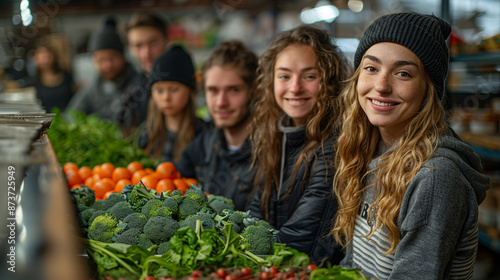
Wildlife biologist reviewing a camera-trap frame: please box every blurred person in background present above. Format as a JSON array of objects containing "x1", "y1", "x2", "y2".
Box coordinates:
[
  {"x1": 66, "y1": 17, "x2": 138, "y2": 132},
  {"x1": 25, "y1": 42, "x2": 76, "y2": 113},
  {"x1": 120, "y1": 12, "x2": 170, "y2": 137},
  {"x1": 175, "y1": 41, "x2": 258, "y2": 211},
  {"x1": 138, "y1": 45, "x2": 207, "y2": 162}
]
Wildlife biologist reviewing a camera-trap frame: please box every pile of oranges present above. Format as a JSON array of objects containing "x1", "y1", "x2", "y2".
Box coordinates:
[{"x1": 63, "y1": 161, "x2": 197, "y2": 200}]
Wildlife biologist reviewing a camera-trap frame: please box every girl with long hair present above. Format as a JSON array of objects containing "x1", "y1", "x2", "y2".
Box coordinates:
[
  {"x1": 248, "y1": 25, "x2": 350, "y2": 264},
  {"x1": 139, "y1": 45, "x2": 206, "y2": 162},
  {"x1": 331, "y1": 12, "x2": 490, "y2": 279}
]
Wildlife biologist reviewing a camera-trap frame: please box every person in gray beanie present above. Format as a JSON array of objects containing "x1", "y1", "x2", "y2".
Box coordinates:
[
  {"x1": 66, "y1": 17, "x2": 138, "y2": 134},
  {"x1": 330, "y1": 12, "x2": 489, "y2": 279},
  {"x1": 138, "y1": 45, "x2": 207, "y2": 162}
]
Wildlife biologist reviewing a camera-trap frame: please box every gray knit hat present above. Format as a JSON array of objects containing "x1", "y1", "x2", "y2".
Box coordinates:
[
  {"x1": 89, "y1": 17, "x2": 124, "y2": 53},
  {"x1": 354, "y1": 12, "x2": 452, "y2": 99}
]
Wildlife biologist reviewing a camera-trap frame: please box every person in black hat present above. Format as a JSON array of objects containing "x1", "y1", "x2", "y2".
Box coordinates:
[
  {"x1": 330, "y1": 12, "x2": 489, "y2": 279},
  {"x1": 66, "y1": 17, "x2": 138, "y2": 132},
  {"x1": 138, "y1": 45, "x2": 207, "y2": 163}
]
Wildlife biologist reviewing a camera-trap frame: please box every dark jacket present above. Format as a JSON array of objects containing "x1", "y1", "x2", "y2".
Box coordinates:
[
  {"x1": 138, "y1": 118, "x2": 208, "y2": 163},
  {"x1": 66, "y1": 63, "x2": 138, "y2": 125},
  {"x1": 175, "y1": 127, "x2": 254, "y2": 211},
  {"x1": 120, "y1": 72, "x2": 150, "y2": 130},
  {"x1": 248, "y1": 117, "x2": 343, "y2": 265}
]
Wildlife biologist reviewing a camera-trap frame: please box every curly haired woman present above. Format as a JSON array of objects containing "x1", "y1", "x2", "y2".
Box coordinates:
[
  {"x1": 330, "y1": 12, "x2": 490, "y2": 279},
  {"x1": 248, "y1": 25, "x2": 350, "y2": 264}
]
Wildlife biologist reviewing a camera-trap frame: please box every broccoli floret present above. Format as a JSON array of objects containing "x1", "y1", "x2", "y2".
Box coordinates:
[
  {"x1": 241, "y1": 225, "x2": 274, "y2": 255},
  {"x1": 88, "y1": 214, "x2": 123, "y2": 243},
  {"x1": 90, "y1": 200, "x2": 104, "y2": 211},
  {"x1": 78, "y1": 207, "x2": 95, "y2": 234},
  {"x1": 127, "y1": 184, "x2": 157, "y2": 212},
  {"x1": 156, "y1": 206, "x2": 174, "y2": 218},
  {"x1": 184, "y1": 185, "x2": 208, "y2": 203},
  {"x1": 178, "y1": 196, "x2": 204, "y2": 220},
  {"x1": 137, "y1": 234, "x2": 154, "y2": 249},
  {"x1": 255, "y1": 219, "x2": 273, "y2": 229},
  {"x1": 179, "y1": 213, "x2": 215, "y2": 231},
  {"x1": 156, "y1": 241, "x2": 170, "y2": 255},
  {"x1": 102, "y1": 192, "x2": 126, "y2": 211},
  {"x1": 170, "y1": 190, "x2": 184, "y2": 204},
  {"x1": 198, "y1": 206, "x2": 217, "y2": 218},
  {"x1": 114, "y1": 228, "x2": 142, "y2": 245},
  {"x1": 108, "y1": 201, "x2": 135, "y2": 221},
  {"x1": 88, "y1": 210, "x2": 106, "y2": 226},
  {"x1": 77, "y1": 203, "x2": 89, "y2": 213},
  {"x1": 215, "y1": 209, "x2": 245, "y2": 233},
  {"x1": 70, "y1": 185, "x2": 96, "y2": 207},
  {"x1": 122, "y1": 213, "x2": 148, "y2": 231},
  {"x1": 208, "y1": 195, "x2": 235, "y2": 214},
  {"x1": 141, "y1": 199, "x2": 163, "y2": 218},
  {"x1": 144, "y1": 216, "x2": 180, "y2": 244},
  {"x1": 229, "y1": 211, "x2": 244, "y2": 224},
  {"x1": 162, "y1": 197, "x2": 179, "y2": 216}
]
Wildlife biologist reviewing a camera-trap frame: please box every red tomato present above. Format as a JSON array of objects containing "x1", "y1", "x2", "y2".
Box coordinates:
[
  {"x1": 241, "y1": 267, "x2": 252, "y2": 277},
  {"x1": 224, "y1": 275, "x2": 234, "y2": 280},
  {"x1": 260, "y1": 272, "x2": 269, "y2": 280},
  {"x1": 191, "y1": 270, "x2": 203, "y2": 279},
  {"x1": 217, "y1": 268, "x2": 227, "y2": 278},
  {"x1": 143, "y1": 277, "x2": 156, "y2": 280},
  {"x1": 307, "y1": 264, "x2": 317, "y2": 271},
  {"x1": 269, "y1": 266, "x2": 278, "y2": 276}
]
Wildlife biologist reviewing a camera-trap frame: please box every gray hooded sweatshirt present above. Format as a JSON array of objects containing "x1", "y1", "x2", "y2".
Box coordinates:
[{"x1": 341, "y1": 134, "x2": 490, "y2": 280}]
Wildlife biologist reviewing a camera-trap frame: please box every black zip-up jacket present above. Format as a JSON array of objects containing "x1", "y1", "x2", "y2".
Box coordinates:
[
  {"x1": 175, "y1": 127, "x2": 254, "y2": 211},
  {"x1": 248, "y1": 118, "x2": 344, "y2": 265}
]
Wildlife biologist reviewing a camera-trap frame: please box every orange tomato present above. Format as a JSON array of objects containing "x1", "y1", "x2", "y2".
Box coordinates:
[
  {"x1": 156, "y1": 162, "x2": 177, "y2": 179},
  {"x1": 92, "y1": 165, "x2": 101, "y2": 175},
  {"x1": 156, "y1": 178, "x2": 176, "y2": 194},
  {"x1": 63, "y1": 162, "x2": 79, "y2": 174},
  {"x1": 115, "y1": 179, "x2": 131, "y2": 193},
  {"x1": 173, "y1": 178, "x2": 189, "y2": 195},
  {"x1": 140, "y1": 175, "x2": 158, "y2": 190},
  {"x1": 99, "y1": 163, "x2": 115, "y2": 179},
  {"x1": 127, "y1": 161, "x2": 144, "y2": 174},
  {"x1": 131, "y1": 170, "x2": 148, "y2": 185},
  {"x1": 184, "y1": 178, "x2": 198, "y2": 187},
  {"x1": 84, "y1": 176, "x2": 97, "y2": 189},
  {"x1": 103, "y1": 191, "x2": 115, "y2": 200},
  {"x1": 78, "y1": 166, "x2": 92, "y2": 181},
  {"x1": 144, "y1": 168, "x2": 155, "y2": 174},
  {"x1": 66, "y1": 170, "x2": 82, "y2": 187},
  {"x1": 70, "y1": 184, "x2": 82, "y2": 190},
  {"x1": 112, "y1": 167, "x2": 131, "y2": 182},
  {"x1": 94, "y1": 179, "x2": 115, "y2": 199}
]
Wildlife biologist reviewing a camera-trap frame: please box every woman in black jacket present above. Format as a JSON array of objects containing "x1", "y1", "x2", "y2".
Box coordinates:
[{"x1": 248, "y1": 25, "x2": 350, "y2": 264}]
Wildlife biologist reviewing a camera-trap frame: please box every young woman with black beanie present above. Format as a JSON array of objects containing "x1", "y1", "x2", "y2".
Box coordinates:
[{"x1": 330, "y1": 12, "x2": 490, "y2": 279}]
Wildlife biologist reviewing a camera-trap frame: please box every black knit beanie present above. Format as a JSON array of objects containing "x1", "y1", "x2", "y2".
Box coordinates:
[
  {"x1": 147, "y1": 45, "x2": 196, "y2": 90},
  {"x1": 354, "y1": 12, "x2": 452, "y2": 99},
  {"x1": 89, "y1": 17, "x2": 124, "y2": 53}
]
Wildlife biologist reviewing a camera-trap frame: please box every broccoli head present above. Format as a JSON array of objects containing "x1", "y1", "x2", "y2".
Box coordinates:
[
  {"x1": 170, "y1": 190, "x2": 184, "y2": 204},
  {"x1": 108, "y1": 201, "x2": 135, "y2": 221},
  {"x1": 156, "y1": 206, "x2": 174, "y2": 218},
  {"x1": 156, "y1": 241, "x2": 170, "y2": 256},
  {"x1": 178, "y1": 196, "x2": 204, "y2": 220},
  {"x1": 184, "y1": 185, "x2": 208, "y2": 203},
  {"x1": 88, "y1": 214, "x2": 124, "y2": 243},
  {"x1": 88, "y1": 210, "x2": 106, "y2": 227},
  {"x1": 137, "y1": 233, "x2": 154, "y2": 249},
  {"x1": 198, "y1": 206, "x2": 217, "y2": 218},
  {"x1": 122, "y1": 213, "x2": 148, "y2": 231},
  {"x1": 90, "y1": 199, "x2": 104, "y2": 211},
  {"x1": 141, "y1": 199, "x2": 163, "y2": 218},
  {"x1": 208, "y1": 195, "x2": 235, "y2": 214},
  {"x1": 102, "y1": 192, "x2": 126, "y2": 211},
  {"x1": 241, "y1": 225, "x2": 274, "y2": 255},
  {"x1": 144, "y1": 216, "x2": 180, "y2": 244},
  {"x1": 114, "y1": 228, "x2": 142, "y2": 245},
  {"x1": 179, "y1": 213, "x2": 215, "y2": 231},
  {"x1": 77, "y1": 207, "x2": 95, "y2": 234},
  {"x1": 162, "y1": 197, "x2": 179, "y2": 216},
  {"x1": 215, "y1": 209, "x2": 245, "y2": 233},
  {"x1": 70, "y1": 185, "x2": 96, "y2": 207},
  {"x1": 127, "y1": 184, "x2": 157, "y2": 212}
]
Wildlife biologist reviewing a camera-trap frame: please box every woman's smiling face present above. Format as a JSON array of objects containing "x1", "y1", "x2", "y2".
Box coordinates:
[
  {"x1": 357, "y1": 42, "x2": 427, "y2": 142},
  {"x1": 274, "y1": 43, "x2": 320, "y2": 127}
]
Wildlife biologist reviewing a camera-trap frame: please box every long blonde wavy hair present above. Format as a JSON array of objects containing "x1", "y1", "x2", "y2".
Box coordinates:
[
  {"x1": 250, "y1": 25, "x2": 350, "y2": 221},
  {"x1": 330, "y1": 55, "x2": 448, "y2": 254}
]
